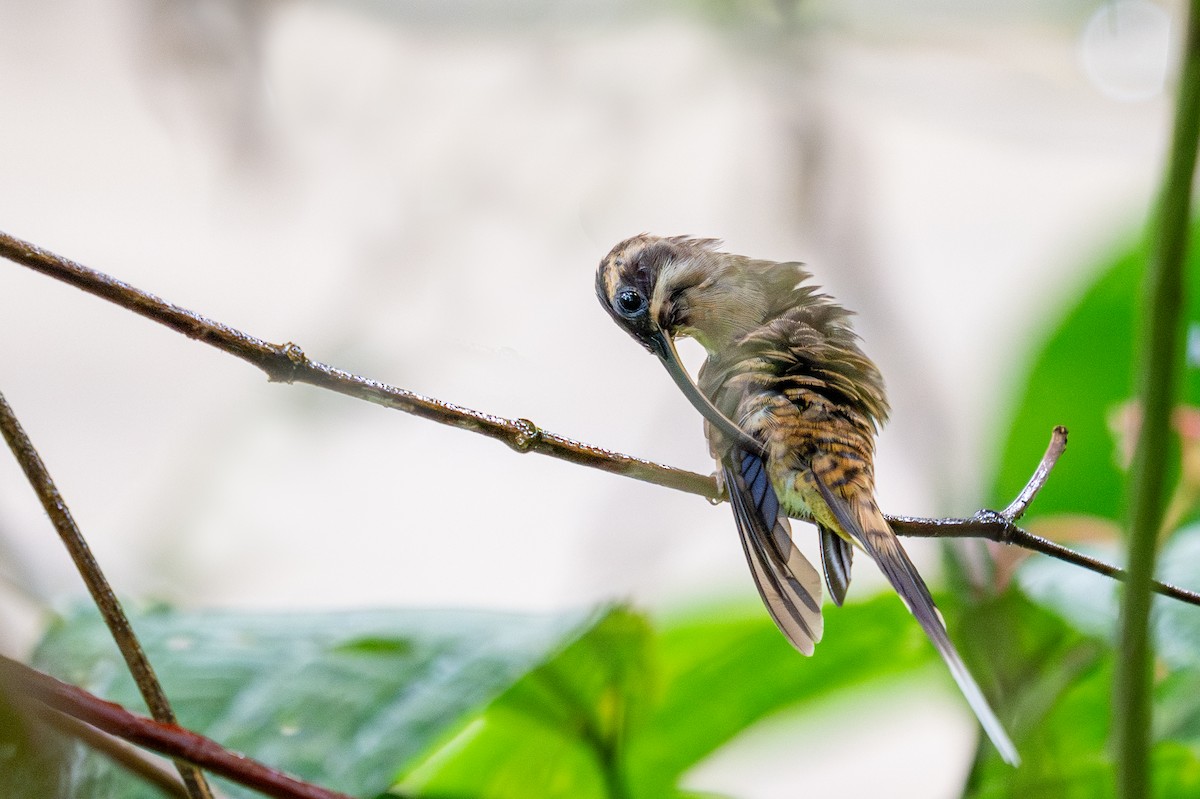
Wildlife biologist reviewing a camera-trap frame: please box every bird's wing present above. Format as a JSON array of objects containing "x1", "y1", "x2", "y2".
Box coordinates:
[
  {"x1": 818, "y1": 525, "x2": 854, "y2": 607},
  {"x1": 724, "y1": 448, "x2": 824, "y2": 655},
  {"x1": 810, "y1": 470, "x2": 1020, "y2": 765}
]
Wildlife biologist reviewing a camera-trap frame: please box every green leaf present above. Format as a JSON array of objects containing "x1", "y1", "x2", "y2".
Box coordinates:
[
  {"x1": 1015, "y1": 523, "x2": 1200, "y2": 769},
  {"x1": 1017, "y1": 523, "x2": 1200, "y2": 669},
  {"x1": 393, "y1": 606, "x2": 652, "y2": 799},
  {"x1": 25, "y1": 596, "x2": 1034, "y2": 799},
  {"x1": 395, "y1": 594, "x2": 943, "y2": 799},
  {"x1": 1155, "y1": 669, "x2": 1200, "y2": 745},
  {"x1": 967, "y1": 652, "x2": 1200, "y2": 799},
  {"x1": 955, "y1": 593, "x2": 1200, "y2": 799},
  {"x1": 0, "y1": 690, "x2": 71, "y2": 798},
  {"x1": 1152, "y1": 524, "x2": 1200, "y2": 669},
  {"x1": 969, "y1": 656, "x2": 1115, "y2": 799},
  {"x1": 25, "y1": 603, "x2": 610, "y2": 799},
  {"x1": 1151, "y1": 741, "x2": 1200, "y2": 797},
  {"x1": 624, "y1": 594, "x2": 934, "y2": 798},
  {"x1": 991, "y1": 245, "x2": 1139, "y2": 521}
]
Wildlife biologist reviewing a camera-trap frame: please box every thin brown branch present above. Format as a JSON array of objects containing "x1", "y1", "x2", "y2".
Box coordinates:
[
  {"x1": 0, "y1": 655, "x2": 354, "y2": 799},
  {"x1": 891, "y1": 425, "x2": 1200, "y2": 606},
  {"x1": 0, "y1": 232, "x2": 714, "y2": 500},
  {"x1": 0, "y1": 388, "x2": 214, "y2": 799},
  {"x1": 2, "y1": 230, "x2": 1198, "y2": 608},
  {"x1": 32, "y1": 706, "x2": 189, "y2": 799},
  {"x1": 891, "y1": 516, "x2": 1200, "y2": 606}
]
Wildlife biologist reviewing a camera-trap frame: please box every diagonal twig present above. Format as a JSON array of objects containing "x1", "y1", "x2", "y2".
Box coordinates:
[
  {"x1": 0, "y1": 655, "x2": 353, "y2": 799},
  {"x1": 0, "y1": 232, "x2": 712, "y2": 499},
  {"x1": 1002, "y1": 425, "x2": 1069, "y2": 521},
  {"x1": 1, "y1": 230, "x2": 1198, "y2": 608},
  {"x1": 890, "y1": 424, "x2": 1200, "y2": 606},
  {"x1": 0, "y1": 389, "x2": 215, "y2": 799}
]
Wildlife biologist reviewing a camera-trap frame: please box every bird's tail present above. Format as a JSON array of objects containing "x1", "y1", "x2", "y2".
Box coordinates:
[{"x1": 851, "y1": 498, "x2": 1020, "y2": 766}]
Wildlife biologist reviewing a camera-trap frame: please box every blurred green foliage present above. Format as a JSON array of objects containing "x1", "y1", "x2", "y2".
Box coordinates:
[
  {"x1": 21, "y1": 597, "x2": 941, "y2": 799},
  {"x1": 992, "y1": 220, "x2": 1200, "y2": 525},
  {"x1": 394, "y1": 595, "x2": 933, "y2": 799},
  {"x1": 983, "y1": 221, "x2": 1200, "y2": 797},
  {"x1": 26, "y1": 604, "x2": 604, "y2": 798},
  {"x1": 0, "y1": 688, "x2": 70, "y2": 798}
]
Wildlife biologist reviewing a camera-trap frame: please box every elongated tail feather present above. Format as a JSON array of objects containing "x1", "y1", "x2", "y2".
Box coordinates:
[{"x1": 811, "y1": 473, "x2": 1021, "y2": 766}]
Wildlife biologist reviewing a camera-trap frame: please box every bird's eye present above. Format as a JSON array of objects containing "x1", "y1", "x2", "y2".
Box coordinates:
[{"x1": 615, "y1": 287, "x2": 645, "y2": 317}]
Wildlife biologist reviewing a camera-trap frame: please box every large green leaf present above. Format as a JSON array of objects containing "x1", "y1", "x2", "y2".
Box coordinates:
[
  {"x1": 393, "y1": 606, "x2": 653, "y2": 799},
  {"x1": 624, "y1": 594, "x2": 935, "y2": 797},
  {"x1": 991, "y1": 249, "x2": 1137, "y2": 522},
  {"x1": 23, "y1": 595, "x2": 1044, "y2": 799},
  {"x1": 394, "y1": 594, "x2": 958, "y2": 799},
  {"x1": 26, "y1": 603, "x2": 611, "y2": 798}
]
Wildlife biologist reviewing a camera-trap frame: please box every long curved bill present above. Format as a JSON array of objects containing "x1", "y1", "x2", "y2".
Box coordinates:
[{"x1": 650, "y1": 331, "x2": 766, "y2": 457}]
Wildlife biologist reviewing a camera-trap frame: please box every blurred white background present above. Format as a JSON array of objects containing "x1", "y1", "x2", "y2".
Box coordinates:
[{"x1": 0, "y1": 0, "x2": 1179, "y2": 796}]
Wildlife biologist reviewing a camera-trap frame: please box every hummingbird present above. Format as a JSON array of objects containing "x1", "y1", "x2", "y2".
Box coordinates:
[{"x1": 595, "y1": 234, "x2": 1019, "y2": 765}]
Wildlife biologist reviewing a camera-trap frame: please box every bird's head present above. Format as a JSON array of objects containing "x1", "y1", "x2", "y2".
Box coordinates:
[
  {"x1": 596, "y1": 234, "x2": 784, "y2": 357},
  {"x1": 595, "y1": 234, "x2": 784, "y2": 454}
]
